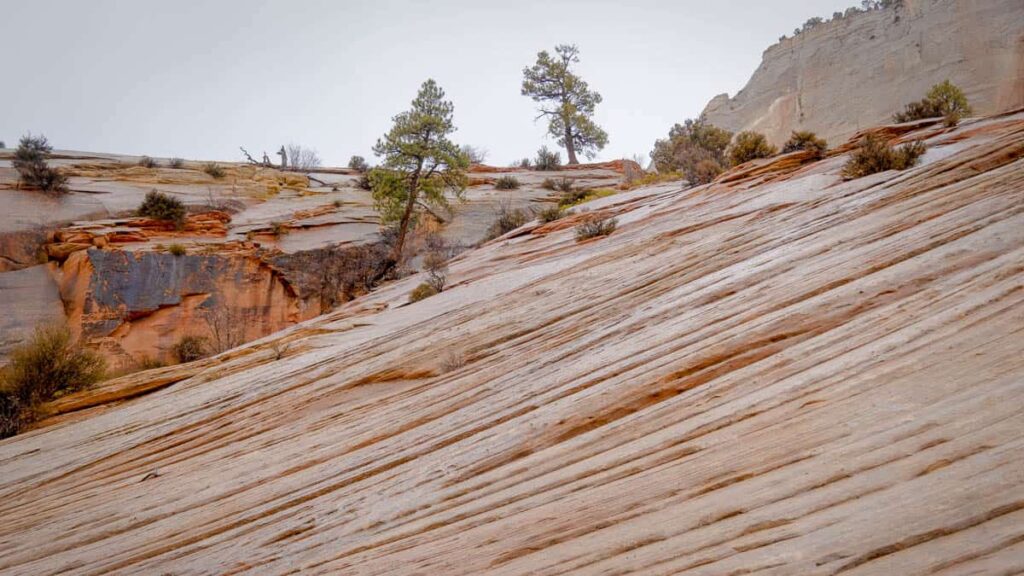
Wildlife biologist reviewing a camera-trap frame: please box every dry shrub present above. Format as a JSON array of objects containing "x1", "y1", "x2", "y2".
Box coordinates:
[
  {"x1": 13, "y1": 134, "x2": 68, "y2": 194},
  {"x1": 782, "y1": 131, "x2": 828, "y2": 158},
  {"x1": 137, "y1": 190, "x2": 186, "y2": 228},
  {"x1": 841, "y1": 135, "x2": 926, "y2": 179},
  {"x1": 728, "y1": 131, "x2": 777, "y2": 166},
  {"x1": 494, "y1": 175, "x2": 520, "y2": 190},
  {"x1": 534, "y1": 146, "x2": 562, "y2": 171},
  {"x1": 409, "y1": 282, "x2": 439, "y2": 303},
  {"x1": 483, "y1": 201, "x2": 532, "y2": 241},
  {"x1": 538, "y1": 205, "x2": 564, "y2": 223},
  {"x1": 137, "y1": 156, "x2": 158, "y2": 168},
  {"x1": 0, "y1": 324, "x2": 106, "y2": 438},
  {"x1": 203, "y1": 162, "x2": 226, "y2": 179},
  {"x1": 575, "y1": 214, "x2": 617, "y2": 241},
  {"x1": 173, "y1": 335, "x2": 209, "y2": 363}
]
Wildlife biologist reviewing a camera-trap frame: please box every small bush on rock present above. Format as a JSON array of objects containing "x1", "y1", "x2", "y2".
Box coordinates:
[
  {"x1": 538, "y1": 205, "x2": 564, "y2": 223},
  {"x1": 13, "y1": 134, "x2": 68, "y2": 194},
  {"x1": 138, "y1": 156, "x2": 158, "y2": 168},
  {"x1": 137, "y1": 190, "x2": 186, "y2": 228},
  {"x1": 534, "y1": 146, "x2": 562, "y2": 171},
  {"x1": 782, "y1": 131, "x2": 828, "y2": 158},
  {"x1": 728, "y1": 131, "x2": 777, "y2": 166},
  {"x1": 0, "y1": 324, "x2": 106, "y2": 438},
  {"x1": 173, "y1": 335, "x2": 209, "y2": 363},
  {"x1": 841, "y1": 135, "x2": 926, "y2": 179},
  {"x1": 894, "y1": 80, "x2": 972, "y2": 127},
  {"x1": 575, "y1": 215, "x2": 617, "y2": 241},
  {"x1": 408, "y1": 282, "x2": 439, "y2": 303},
  {"x1": 348, "y1": 155, "x2": 369, "y2": 172},
  {"x1": 168, "y1": 243, "x2": 186, "y2": 256},
  {"x1": 168, "y1": 157, "x2": 185, "y2": 169},
  {"x1": 483, "y1": 202, "x2": 532, "y2": 241},
  {"x1": 494, "y1": 175, "x2": 520, "y2": 190},
  {"x1": 203, "y1": 162, "x2": 226, "y2": 179}
]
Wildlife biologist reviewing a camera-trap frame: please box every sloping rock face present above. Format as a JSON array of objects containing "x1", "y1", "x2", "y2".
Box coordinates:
[
  {"x1": 702, "y1": 0, "x2": 1024, "y2": 146},
  {"x1": 1, "y1": 114, "x2": 1023, "y2": 573}
]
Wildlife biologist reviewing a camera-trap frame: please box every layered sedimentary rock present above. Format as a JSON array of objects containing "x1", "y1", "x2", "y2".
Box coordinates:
[
  {"x1": 1, "y1": 112, "x2": 1021, "y2": 573},
  {"x1": 702, "y1": 0, "x2": 1024, "y2": 145}
]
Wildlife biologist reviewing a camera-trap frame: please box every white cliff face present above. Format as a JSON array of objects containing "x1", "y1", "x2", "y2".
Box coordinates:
[{"x1": 702, "y1": 0, "x2": 1024, "y2": 145}]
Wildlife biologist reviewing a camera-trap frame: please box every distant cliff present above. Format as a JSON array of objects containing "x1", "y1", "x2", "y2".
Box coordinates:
[{"x1": 702, "y1": 0, "x2": 1024, "y2": 145}]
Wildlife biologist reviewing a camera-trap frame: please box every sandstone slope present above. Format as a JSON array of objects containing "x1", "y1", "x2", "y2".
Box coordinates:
[
  {"x1": 702, "y1": 0, "x2": 1024, "y2": 146},
  {"x1": 0, "y1": 112, "x2": 1023, "y2": 574}
]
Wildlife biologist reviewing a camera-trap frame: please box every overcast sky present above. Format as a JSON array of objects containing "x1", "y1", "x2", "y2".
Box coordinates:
[{"x1": 1, "y1": 0, "x2": 854, "y2": 166}]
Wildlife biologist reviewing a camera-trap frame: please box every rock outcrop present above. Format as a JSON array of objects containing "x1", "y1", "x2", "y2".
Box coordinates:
[
  {"x1": 1, "y1": 112, "x2": 1021, "y2": 573},
  {"x1": 702, "y1": 0, "x2": 1024, "y2": 146}
]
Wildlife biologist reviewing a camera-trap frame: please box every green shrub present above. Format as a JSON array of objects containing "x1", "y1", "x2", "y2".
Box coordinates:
[
  {"x1": 575, "y1": 215, "x2": 618, "y2": 241},
  {"x1": 483, "y1": 202, "x2": 532, "y2": 241},
  {"x1": 138, "y1": 156, "x2": 158, "y2": 168},
  {"x1": 357, "y1": 172, "x2": 372, "y2": 190},
  {"x1": 728, "y1": 131, "x2": 778, "y2": 166},
  {"x1": 538, "y1": 205, "x2": 564, "y2": 223},
  {"x1": 408, "y1": 282, "x2": 439, "y2": 303},
  {"x1": 782, "y1": 131, "x2": 828, "y2": 158},
  {"x1": 494, "y1": 175, "x2": 520, "y2": 190},
  {"x1": 168, "y1": 157, "x2": 185, "y2": 169},
  {"x1": 650, "y1": 118, "x2": 732, "y2": 185},
  {"x1": 0, "y1": 324, "x2": 106, "y2": 438},
  {"x1": 348, "y1": 155, "x2": 369, "y2": 172},
  {"x1": 203, "y1": 162, "x2": 226, "y2": 179},
  {"x1": 534, "y1": 146, "x2": 562, "y2": 171},
  {"x1": 894, "y1": 80, "x2": 972, "y2": 127},
  {"x1": 13, "y1": 134, "x2": 68, "y2": 194},
  {"x1": 841, "y1": 135, "x2": 927, "y2": 179},
  {"x1": 168, "y1": 243, "x2": 186, "y2": 256},
  {"x1": 137, "y1": 190, "x2": 186, "y2": 227},
  {"x1": 173, "y1": 335, "x2": 209, "y2": 363}
]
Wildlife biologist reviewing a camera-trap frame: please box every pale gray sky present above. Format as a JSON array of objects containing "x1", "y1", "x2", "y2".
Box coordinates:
[{"x1": 1, "y1": 0, "x2": 854, "y2": 166}]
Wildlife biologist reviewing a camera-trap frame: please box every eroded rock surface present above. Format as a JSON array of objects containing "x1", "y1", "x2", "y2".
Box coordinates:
[
  {"x1": 0, "y1": 113, "x2": 1021, "y2": 574},
  {"x1": 702, "y1": 0, "x2": 1024, "y2": 146}
]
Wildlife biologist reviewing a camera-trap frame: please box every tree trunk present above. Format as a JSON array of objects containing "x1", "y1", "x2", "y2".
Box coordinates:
[
  {"x1": 564, "y1": 125, "x2": 579, "y2": 165},
  {"x1": 391, "y1": 163, "x2": 423, "y2": 264}
]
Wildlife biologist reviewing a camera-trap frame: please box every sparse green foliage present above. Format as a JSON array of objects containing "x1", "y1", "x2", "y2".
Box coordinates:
[
  {"x1": 168, "y1": 243, "x2": 186, "y2": 256},
  {"x1": 203, "y1": 162, "x2": 226, "y2": 179},
  {"x1": 728, "y1": 131, "x2": 778, "y2": 166},
  {"x1": 650, "y1": 118, "x2": 732, "y2": 185},
  {"x1": 522, "y1": 44, "x2": 608, "y2": 164},
  {"x1": 894, "y1": 80, "x2": 972, "y2": 127},
  {"x1": 348, "y1": 155, "x2": 369, "y2": 173},
  {"x1": 408, "y1": 282, "x2": 439, "y2": 303},
  {"x1": 173, "y1": 335, "x2": 209, "y2": 363},
  {"x1": 782, "y1": 131, "x2": 828, "y2": 158},
  {"x1": 0, "y1": 324, "x2": 106, "y2": 438},
  {"x1": 494, "y1": 175, "x2": 520, "y2": 190},
  {"x1": 575, "y1": 214, "x2": 617, "y2": 241},
  {"x1": 138, "y1": 156, "x2": 158, "y2": 168},
  {"x1": 137, "y1": 190, "x2": 186, "y2": 228},
  {"x1": 534, "y1": 146, "x2": 562, "y2": 171},
  {"x1": 13, "y1": 134, "x2": 68, "y2": 194},
  {"x1": 841, "y1": 134, "x2": 927, "y2": 179},
  {"x1": 168, "y1": 157, "x2": 185, "y2": 169},
  {"x1": 371, "y1": 79, "x2": 469, "y2": 264}
]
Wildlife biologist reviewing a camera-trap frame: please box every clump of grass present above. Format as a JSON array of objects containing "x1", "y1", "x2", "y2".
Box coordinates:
[
  {"x1": 137, "y1": 156, "x2": 158, "y2": 168},
  {"x1": 537, "y1": 205, "x2": 565, "y2": 223},
  {"x1": 203, "y1": 162, "x2": 226, "y2": 179},
  {"x1": 494, "y1": 175, "x2": 520, "y2": 190},
  {"x1": 0, "y1": 324, "x2": 106, "y2": 438},
  {"x1": 168, "y1": 157, "x2": 185, "y2": 169},
  {"x1": 575, "y1": 214, "x2": 618, "y2": 241},
  {"x1": 137, "y1": 190, "x2": 186, "y2": 228},
  {"x1": 782, "y1": 131, "x2": 828, "y2": 159},
  {"x1": 173, "y1": 335, "x2": 209, "y2": 363},
  {"x1": 841, "y1": 135, "x2": 927, "y2": 180},
  {"x1": 168, "y1": 243, "x2": 186, "y2": 256},
  {"x1": 408, "y1": 282, "x2": 439, "y2": 303}
]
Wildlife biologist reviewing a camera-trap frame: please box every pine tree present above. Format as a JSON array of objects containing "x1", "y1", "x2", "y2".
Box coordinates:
[{"x1": 522, "y1": 44, "x2": 608, "y2": 164}]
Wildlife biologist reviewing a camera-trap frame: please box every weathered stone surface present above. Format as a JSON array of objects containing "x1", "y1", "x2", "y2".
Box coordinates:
[
  {"x1": 1, "y1": 113, "x2": 1022, "y2": 574},
  {"x1": 702, "y1": 0, "x2": 1024, "y2": 146}
]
